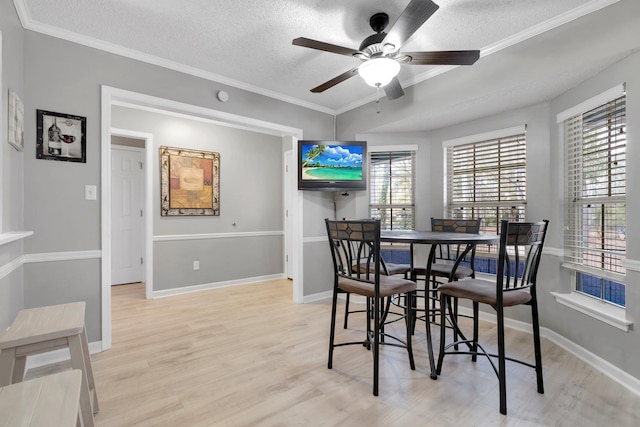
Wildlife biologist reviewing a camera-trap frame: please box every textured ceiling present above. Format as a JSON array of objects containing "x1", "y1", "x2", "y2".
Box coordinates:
[{"x1": 14, "y1": 0, "x2": 640, "y2": 131}]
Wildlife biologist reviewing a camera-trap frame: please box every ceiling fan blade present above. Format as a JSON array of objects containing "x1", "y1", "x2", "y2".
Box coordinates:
[
  {"x1": 310, "y1": 67, "x2": 360, "y2": 93},
  {"x1": 382, "y1": 0, "x2": 439, "y2": 51},
  {"x1": 384, "y1": 77, "x2": 405, "y2": 100},
  {"x1": 403, "y1": 50, "x2": 480, "y2": 65},
  {"x1": 293, "y1": 37, "x2": 361, "y2": 57}
]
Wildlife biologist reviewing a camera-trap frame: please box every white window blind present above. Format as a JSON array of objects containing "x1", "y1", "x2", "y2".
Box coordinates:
[
  {"x1": 369, "y1": 151, "x2": 415, "y2": 230},
  {"x1": 564, "y1": 94, "x2": 626, "y2": 279},
  {"x1": 447, "y1": 132, "x2": 527, "y2": 237}
]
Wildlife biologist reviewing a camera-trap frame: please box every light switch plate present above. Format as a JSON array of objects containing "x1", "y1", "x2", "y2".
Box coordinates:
[{"x1": 85, "y1": 185, "x2": 97, "y2": 200}]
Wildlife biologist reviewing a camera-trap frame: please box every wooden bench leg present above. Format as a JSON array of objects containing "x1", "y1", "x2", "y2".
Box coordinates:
[
  {"x1": 11, "y1": 355, "x2": 27, "y2": 383},
  {"x1": 69, "y1": 334, "x2": 95, "y2": 427},
  {"x1": 80, "y1": 329, "x2": 99, "y2": 413},
  {"x1": 0, "y1": 349, "x2": 16, "y2": 387}
]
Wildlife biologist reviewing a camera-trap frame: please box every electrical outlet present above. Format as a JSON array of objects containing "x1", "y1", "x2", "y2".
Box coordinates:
[{"x1": 193, "y1": 261, "x2": 200, "y2": 270}]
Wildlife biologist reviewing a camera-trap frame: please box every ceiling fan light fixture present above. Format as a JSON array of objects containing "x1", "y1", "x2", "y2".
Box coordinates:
[{"x1": 358, "y1": 57, "x2": 400, "y2": 87}]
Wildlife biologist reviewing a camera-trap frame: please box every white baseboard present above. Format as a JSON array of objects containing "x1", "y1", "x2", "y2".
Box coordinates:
[
  {"x1": 457, "y1": 306, "x2": 640, "y2": 396},
  {"x1": 25, "y1": 341, "x2": 103, "y2": 371},
  {"x1": 152, "y1": 274, "x2": 285, "y2": 298},
  {"x1": 302, "y1": 290, "x2": 333, "y2": 303}
]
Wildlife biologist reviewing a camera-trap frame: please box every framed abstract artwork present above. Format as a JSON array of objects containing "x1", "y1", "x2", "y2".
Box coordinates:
[
  {"x1": 36, "y1": 109, "x2": 86, "y2": 162},
  {"x1": 8, "y1": 90, "x2": 24, "y2": 152},
  {"x1": 160, "y1": 145, "x2": 220, "y2": 216}
]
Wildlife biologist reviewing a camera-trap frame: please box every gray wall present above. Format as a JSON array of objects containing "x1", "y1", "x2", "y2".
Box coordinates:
[
  {"x1": 111, "y1": 106, "x2": 285, "y2": 291},
  {"x1": 545, "y1": 51, "x2": 640, "y2": 378},
  {"x1": 16, "y1": 29, "x2": 333, "y2": 341},
  {"x1": 336, "y1": 50, "x2": 640, "y2": 380},
  {"x1": 0, "y1": 0, "x2": 25, "y2": 330}
]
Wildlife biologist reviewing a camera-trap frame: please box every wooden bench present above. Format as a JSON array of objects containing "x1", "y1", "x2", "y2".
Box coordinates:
[
  {"x1": 0, "y1": 302, "x2": 99, "y2": 427},
  {"x1": 0, "y1": 369, "x2": 82, "y2": 426}
]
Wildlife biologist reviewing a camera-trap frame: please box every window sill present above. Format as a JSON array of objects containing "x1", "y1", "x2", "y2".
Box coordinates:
[
  {"x1": 551, "y1": 291, "x2": 631, "y2": 332},
  {"x1": 0, "y1": 231, "x2": 33, "y2": 247}
]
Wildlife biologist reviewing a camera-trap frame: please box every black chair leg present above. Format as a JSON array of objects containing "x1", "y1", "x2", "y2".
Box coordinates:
[
  {"x1": 471, "y1": 301, "x2": 479, "y2": 362},
  {"x1": 328, "y1": 288, "x2": 339, "y2": 369},
  {"x1": 531, "y1": 298, "x2": 544, "y2": 394},
  {"x1": 364, "y1": 297, "x2": 372, "y2": 349},
  {"x1": 436, "y1": 294, "x2": 448, "y2": 375},
  {"x1": 405, "y1": 291, "x2": 416, "y2": 370},
  {"x1": 379, "y1": 296, "x2": 392, "y2": 343},
  {"x1": 373, "y1": 296, "x2": 380, "y2": 396},
  {"x1": 496, "y1": 305, "x2": 507, "y2": 415},
  {"x1": 425, "y1": 292, "x2": 436, "y2": 380},
  {"x1": 453, "y1": 295, "x2": 460, "y2": 350},
  {"x1": 343, "y1": 293, "x2": 350, "y2": 329}
]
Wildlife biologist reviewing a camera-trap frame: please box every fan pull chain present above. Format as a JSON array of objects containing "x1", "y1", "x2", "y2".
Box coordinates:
[{"x1": 375, "y1": 84, "x2": 381, "y2": 114}]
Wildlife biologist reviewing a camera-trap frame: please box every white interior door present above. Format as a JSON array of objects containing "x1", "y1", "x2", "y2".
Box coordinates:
[{"x1": 111, "y1": 146, "x2": 144, "y2": 285}]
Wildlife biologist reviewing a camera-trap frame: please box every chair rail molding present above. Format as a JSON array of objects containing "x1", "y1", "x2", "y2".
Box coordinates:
[
  {"x1": 153, "y1": 230, "x2": 283, "y2": 242},
  {"x1": 23, "y1": 250, "x2": 102, "y2": 263},
  {"x1": 624, "y1": 258, "x2": 640, "y2": 272},
  {"x1": 1, "y1": 248, "x2": 101, "y2": 280},
  {"x1": 0, "y1": 256, "x2": 25, "y2": 281}
]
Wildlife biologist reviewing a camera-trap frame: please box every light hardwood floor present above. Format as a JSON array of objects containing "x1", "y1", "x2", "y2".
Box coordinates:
[{"x1": 86, "y1": 280, "x2": 640, "y2": 426}]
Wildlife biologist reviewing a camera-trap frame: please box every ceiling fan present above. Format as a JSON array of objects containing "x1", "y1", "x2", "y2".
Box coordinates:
[{"x1": 292, "y1": 0, "x2": 480, "y2": 100}]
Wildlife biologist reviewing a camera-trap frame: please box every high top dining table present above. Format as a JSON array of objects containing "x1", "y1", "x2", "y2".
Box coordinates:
[{"x1": 381, "y1": 229, "x2": 500, "y2": 379}]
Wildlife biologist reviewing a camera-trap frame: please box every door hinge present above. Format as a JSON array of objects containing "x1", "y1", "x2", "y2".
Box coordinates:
[
  {"x1": 141, "y1": 210, "x2": 143, "y2": 217},
  {"x1": 139, "y1": 161, "x2": 143, "y2": 170},
  {"x1": 141, "y1": 257, "x2": 144, "y2": 264}
]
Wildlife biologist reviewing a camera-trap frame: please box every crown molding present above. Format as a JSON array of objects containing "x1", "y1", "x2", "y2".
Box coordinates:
[
  {"x1": 336, "y1": 0, "x2": 621, "y2": 113},
  {"x1": 13, "y1": 0, "x2": 620, "y2": 116},
  {"x1": 12, "y1": 0, "x2": 335, "y2": 115}
]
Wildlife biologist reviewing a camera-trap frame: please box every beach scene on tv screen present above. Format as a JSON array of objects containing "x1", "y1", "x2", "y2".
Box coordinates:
[{"x1": 301, "y1": 144, "x2": 363, "y2": 181}]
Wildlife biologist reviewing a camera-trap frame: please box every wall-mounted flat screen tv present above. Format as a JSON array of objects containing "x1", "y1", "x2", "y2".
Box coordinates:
[{"x1": 298, "y1": 140, "x2": 367, "y2": 191}]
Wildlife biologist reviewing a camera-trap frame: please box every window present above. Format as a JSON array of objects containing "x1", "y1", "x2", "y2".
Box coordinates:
[
  {"x1": 445, "y1": 127, "x2": 527, "y2": 251},
  {"x1": 563, "y1": 89, "x2": 626, "y2": 307},
  {"x1": 369, "y1": 150, "x2": 415, "y2": 230}
]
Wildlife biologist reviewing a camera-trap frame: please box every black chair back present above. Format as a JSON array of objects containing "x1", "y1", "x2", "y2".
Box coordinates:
[
  {"x1": 431, "y1": 218, "x2": 481, "y2": 265},
  {"x1": 496, "y1": 220, "x2": 549, "y2": 303},
  {"x1": 326, "y1": 219, "x2": 381, "y2": 285}
]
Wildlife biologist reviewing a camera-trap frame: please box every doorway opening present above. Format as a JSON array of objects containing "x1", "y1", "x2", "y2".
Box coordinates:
[
  {"x1": 111, "y1": 137, "x2": 146, "y2": 289},
  {"x1": 101, "y1": 86, "x2": 304, "y2": 350}
]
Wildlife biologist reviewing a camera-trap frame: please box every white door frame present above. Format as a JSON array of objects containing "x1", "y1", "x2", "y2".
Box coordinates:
[
  {"x1": 284, "y1": 150, "x2": 293, "y2": 280},
  {"x1": 110, "y1": 133, "x2": 152, "y2": 297},
  {"x1": 100, "y1": 86, "x2": 304, "y2": 350}
]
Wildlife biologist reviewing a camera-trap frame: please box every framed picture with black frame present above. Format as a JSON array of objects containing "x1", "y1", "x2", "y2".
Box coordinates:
[{"x1": 36, "y1": 109, "x2": 86, "y2": 163}]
